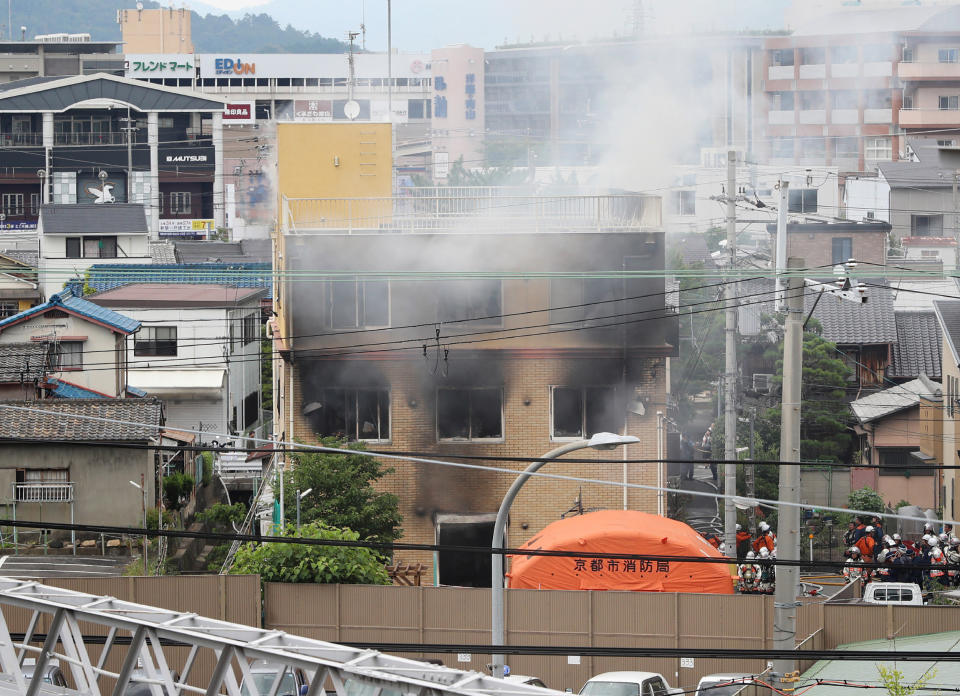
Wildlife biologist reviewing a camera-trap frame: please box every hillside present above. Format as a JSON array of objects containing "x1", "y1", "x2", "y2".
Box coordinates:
[{"x1": 6, "y1": 0, "x2": 349, "y2": 53}]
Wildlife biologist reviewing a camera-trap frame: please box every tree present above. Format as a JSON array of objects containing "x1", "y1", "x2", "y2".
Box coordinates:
[
  {"x1": 162, "y1": 472, "x2": 195, "y2": 512},
  {"x1": 231, "y1": 522, "x2": 390, "y2": 584},
  {"x1": 848, "y1": 487, "x2": 885, "y2": 515},
  {"x1": 877, "y1": 665, "x2": 935, "y2": 696},
  {"x1": 282, "y1": 439, "x2": 403, "y2": 548}
]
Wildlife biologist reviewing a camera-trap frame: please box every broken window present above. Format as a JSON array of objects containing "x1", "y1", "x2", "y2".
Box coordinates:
[
  {"x1": 437, "y1": 388, "x2": 502, "y2": 440},
  {"x1": 437, "y1": 279, "x2": 502, "y2": 327},
  {"x1": 310, "y1": 388, "x2": 390, "y2": 441},
  {"x1": 328, "y1": 278, "x2": 389, "y2": 329},
  {"x1": 551, "y1": 386, "x2": 620, "y2": 439}
]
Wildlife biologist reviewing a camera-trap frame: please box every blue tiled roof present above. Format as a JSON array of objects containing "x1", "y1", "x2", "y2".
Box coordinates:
[
  {"x1": 126, "y1": 384, "x2": 147, "y2": 397},
  {"x1": 0, "y1": 288, "x2": 140, "y2": 334},
  {"x1": 86, "y1": 263, "x2": 272, "y2": 297},
  {"x1": 48, "y1": 378, "x2": 107, "y2": 399}
]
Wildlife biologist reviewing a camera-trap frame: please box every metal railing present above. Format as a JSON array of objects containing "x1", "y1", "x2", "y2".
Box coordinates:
[
  {"x1": 283, "y1": 192, "x2": 662, "y2": 234},
  {"x1": 13, "y1": 482, "x2": 73, "y2": 503},
  {"x1": 0, "y1": 132, "x2": 42, "y2": 146}
]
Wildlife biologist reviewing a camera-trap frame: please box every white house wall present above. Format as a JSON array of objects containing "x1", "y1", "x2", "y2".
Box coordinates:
[
  {"x1": 38, "y1": 234, "x2": 152, "y2": 299},
  {"x1": 845, "y1": 176, "x2": 891, "y2": 223}
]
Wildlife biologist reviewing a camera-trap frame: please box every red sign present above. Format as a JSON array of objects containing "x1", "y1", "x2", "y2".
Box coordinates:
[{"x1": 223, "y1": 102, "x2": 254, "y2": 123}]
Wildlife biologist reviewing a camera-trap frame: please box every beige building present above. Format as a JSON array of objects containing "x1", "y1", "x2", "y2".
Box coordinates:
[
  {"x1": 936, "y1": 300, "x2": 960, "y2": 519},
  {"x1": 430, "y1": 45, "x2": 485, "y2": 175},
  {"x1": 119, "y1": 7, "x2": 193, "y2": 54}
]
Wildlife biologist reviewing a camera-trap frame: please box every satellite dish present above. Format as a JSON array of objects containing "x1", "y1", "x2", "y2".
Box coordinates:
[{"x1": 343, "y1": 100, "x2": 360, "y2": 120}]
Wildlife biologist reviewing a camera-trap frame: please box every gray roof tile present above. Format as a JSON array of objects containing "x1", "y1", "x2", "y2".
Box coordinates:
[
  {"x1": 0, "y1": 342, "x2": 51, "y2": 383},
  {"x1": 935, "y1": 300, "x2": 960, "y2": 366},
  {"x1": 806, "y1": 283, "x2": 896, "y2": 345},
  {"x1": 0, "y1": 398, "x2": 162, "y2": 441},
  {"x1": 39, "y1": 204, "x2": 148, "y2": 236},
  {"x1": 890, "y1": 312, "x2": 942, "y2": 380}
]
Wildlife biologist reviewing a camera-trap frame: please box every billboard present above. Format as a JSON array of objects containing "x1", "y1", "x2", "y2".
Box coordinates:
[
  {"x1": 223, "y1": 102, "x2": 255, "y2": 124},
  {"x1": 198, "y1": 53, "x2": 431, "y2": 80},
  {"x1": 78, "y1": 173, "x2": 127, "y2": 204},
  {"x1": 293, "y1": 100, "x2": 332, "y2": 122},
  {"x1": 158, "y1": 219, "x2": 215, "y2": 237},
  {"x1": 125, "y1": 54, "x2": 195, "y2": 79}
]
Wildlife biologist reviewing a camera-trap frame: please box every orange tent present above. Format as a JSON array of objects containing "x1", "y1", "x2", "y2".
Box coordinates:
[{"x1": 506, "y1": 510, "x2": 734, "y2": 594}]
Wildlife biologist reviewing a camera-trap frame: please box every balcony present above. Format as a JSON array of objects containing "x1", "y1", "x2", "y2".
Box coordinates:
[
  {"x1": 830, "y1": 63, "x2": 859, "y2": 78},
  {"x1": 899, "y1": 107, "x2": 960, "y2": 127},
  {"x1": 283, "y1": 189, "x2": 663, "y2": 234},
  {"x1": 768, "y1": 65, "x2": 794, "y2": 80},
  {"x1": 768, "y1": 110, "x2": 794, "y2": 125},
  {"x1": 864, "y1": 108, "x2": 892, "y2": 123},
  {"x1": 898, "y1": 61, "x2": 960, "y2": 80},
  {"x1": 0, "y1": 132, "x2": 42, "y2": 146},
  {"x1": 14, "y1": 482, "x2": 73, "y2": 503},
  {"x1": 863, "y1": 61, "x2": 892, "y2": 77},
  {"x1": 798, "y1": 64, "x2": 826, "y2": 79},
  {"x1": 799, "y1": 109, "x2": 826, "y2": 124},
  {"x1": 831, "y1": 108, "x2": 859, "y2": 124}
]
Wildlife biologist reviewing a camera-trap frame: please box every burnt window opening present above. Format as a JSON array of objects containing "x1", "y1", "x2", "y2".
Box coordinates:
[
  {"x1": 549, "y1": 278, "x2": 622, "y2": 326},
  {"x1": 436, "y1": 515, "x2": 495, "y2": 587},
  {"x1": 437, "y1": 279, "x2": 502, "y2": 327},
  {"x1": 243, "y1": 390, "x2": 259, "y2": 430},
  {"x1": 551, "y1": 386, "x2": 621, "y2": 439},
  {"x1": 437, "y1": 388, "x2": 503, "y2": 441},
  {"x1": 309, "y1": 388, "x2": 391, "y2": 441},
  {"x1": 328, "y1": 278, "x2": 389, "y2": 330}
]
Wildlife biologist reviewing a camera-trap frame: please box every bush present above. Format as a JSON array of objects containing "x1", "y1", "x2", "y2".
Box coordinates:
[
  {"x1": 201, "y1": 452, "x2": 213, "y2": 486},
  {"x1": 145, "y1": 507, "x2": 175, "y2": 530},
  {"x1": 197, "y1": 502, "x2": 247, "y2": 531},
  {"x1": 205, "y1": 543, "x2": 232, "y2": 572},
  {"x1": 162, "y1": 472, "x2": 196, "y2": 512},
  {"x1": 231, "y1": 522, "x2": 390, "y2": 584},
  {"x1": 848, "y1": 487, "x2": 884, "y2": 516}
]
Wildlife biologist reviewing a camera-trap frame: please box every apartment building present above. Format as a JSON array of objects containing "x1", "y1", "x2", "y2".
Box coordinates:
[
  {"x1": 761, "y1": 5, "x2": 960, "y2": 171},
  {"x1": 0, "y1": 37, "x2": 122, "y2": 85}
]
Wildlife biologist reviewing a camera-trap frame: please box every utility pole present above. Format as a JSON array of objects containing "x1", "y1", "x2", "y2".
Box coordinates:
[
  {"x1": 773, "y1": 257, "x2": 804, "y2": 685},
  {"x1": 723, "y1": 150, "x2": 738, "y2": 556},
  {"x1": 775, "y1": 180, "x2": 790, "y2": 311},
  {"x1": 120, "y1": 106, "x2": 138, "y2": 203},
  {"x1": 745, "y1": 409, "x2": 756, "y2": 534}
]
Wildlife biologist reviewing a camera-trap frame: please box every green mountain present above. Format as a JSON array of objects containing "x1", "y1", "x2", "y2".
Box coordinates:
[{"x1": 6, "y1": 0, "x2": 350, "y2": 53}]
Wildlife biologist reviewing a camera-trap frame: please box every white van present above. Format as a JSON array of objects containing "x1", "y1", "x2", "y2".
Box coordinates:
[
  {"x1": 580, "y1": 671, "x2": 682, "y2": 696},
  {"x1": 695, "y1": 674, "x2": 753, "y2": 696},
  {"x1": 861, "y1": 582, "x2": 923, "y2": 605}
]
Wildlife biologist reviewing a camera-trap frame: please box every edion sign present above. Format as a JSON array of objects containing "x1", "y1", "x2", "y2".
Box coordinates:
[{"x1": 223, "y1": 102, "x2": 255, "y2": 124}]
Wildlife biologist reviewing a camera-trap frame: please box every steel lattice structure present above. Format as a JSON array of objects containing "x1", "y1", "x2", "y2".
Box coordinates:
[{"x1": 0, "y1": 578, "x2": 556, "y2": 696}]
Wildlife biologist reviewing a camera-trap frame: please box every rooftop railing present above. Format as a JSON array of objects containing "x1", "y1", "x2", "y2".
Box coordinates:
[{"x1": 13, "y1": 482, "x2": 73, "y2": 503}]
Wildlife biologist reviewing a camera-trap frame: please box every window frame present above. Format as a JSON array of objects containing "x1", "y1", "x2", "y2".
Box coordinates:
[
  {"x1": 788, "y1": 188, "x2": 818, "y2": 213},
  {"x1": 1, "y1": 193, "x2": 23, "y2": 216},
  {"x1": 831, "y1": 237, "x2": 853, "y2": 265},
  {"x1": 436, "y1": 387, "x2": 504, "y2": 442},
  {"x1": 65, "y1": 236, "x2": 117, "y2": 259},
  {"x1": 940, "y1": 95, "x2": 960, "y2": 111},
  {"x1": 671, "y1": 190, "x2": 696, "y2": 216},
  {"x1": 327, "y1": 277, "x2": 391, "y2": 330},
  {"x1": 550, "y1": 385, "x2": 621, "y2": 441},
  {"x1": 169, "y1": 191, "x2": 192, "y2": 215},
  {"x1": 57, "y1": 341, "x2": 83, "y2": 370},
  {"x1": 911, "y1": 214, "x2": 944, "y2": 237},
  {"x1": 878, "y1": 447, "x2": 931, "y2": 476},
  {"x1": 940, "y1": 48, "x2": 960, "y2": 64},
  {"x1": 134, "y1": 326, "x2": 177, "y2": 357},
  {"x1": 308, "y1": 387, "x2": 391, "y2": 442},
  {"x1": 436, "y1": 279, "x2": 503, "y2": 328}
]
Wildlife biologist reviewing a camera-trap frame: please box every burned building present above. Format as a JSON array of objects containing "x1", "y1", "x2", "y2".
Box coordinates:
[{"x1": 273, "y1": 191, "x2": 677, "y2": 586}]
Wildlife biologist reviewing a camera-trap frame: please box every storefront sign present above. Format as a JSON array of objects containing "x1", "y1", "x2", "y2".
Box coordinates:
[
  {"x1": 160, "y1": 147, "x2": 215, "y2": 167},
  {"x1": 223, "y1": 102, "x2": 255, "y2": 124},
  {"x1": 198, "y1": 53, "x2": 430, "y2": 80},
  {"x1": 293, "y1": 99, "x2": 333, "y2": 122},
  {"x1": 158, "y1": 219, "x2": 215, "y2": 237},
  {"x1": 125, "y1": 54, "x2": 195, "y2": 79},
  {"x1": 164, "y1": 153, "x2": 209, "y2": 163},
  {"x1": 78, "y1": 174, "x2": 127, "y2": 204},
  {"x1": 214, "y1": 58, "x2": 256, "y2": 75},
  {"x1": 0, "y1": 221, "x2": 37, "y2": 231}
]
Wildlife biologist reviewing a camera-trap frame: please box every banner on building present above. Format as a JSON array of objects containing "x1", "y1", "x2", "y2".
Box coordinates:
[
  {"x1": 77, "y1": 173, "x2": 127, "y2": 204},
  {"x1": 158, "y1": 219, "x2": 215, "y2": 237},
  {"x1": 223, "y1": 102, "x2": 255, "y2": 124},
  {"x1": 125, "y1": 54, "x2": 195, "y2": 79},
  {"x1": 293, "y1": 99, "x2": 333, "y2": 122},
  {"x1": 0, "y1": 222, "x2": 38, "y2": 231}
]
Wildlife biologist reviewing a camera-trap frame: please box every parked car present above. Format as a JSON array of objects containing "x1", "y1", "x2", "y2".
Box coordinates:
[
  {"x1": 506, "y1": 675, "x2": 548, "y2": 688},
  {"x1": 240, "y1": 661, "x2": 308, "y2": 696},
  {"x1": 695, "y1": 674, "x2": 754, "y2": 696},
  {"x1": 22, "y1": 658, "x2": 67, "y2": 688},
  {"x1": 860, "y1": 582, "x2": 923, "y2": 606},
  {"x1": 580, "y1": 671, "x2": 682, "y2": 696}
]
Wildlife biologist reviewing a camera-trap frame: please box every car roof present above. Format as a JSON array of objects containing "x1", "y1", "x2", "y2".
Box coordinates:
[{"x1": 587, "y1": 672, "x2": 665, "y2": 682}]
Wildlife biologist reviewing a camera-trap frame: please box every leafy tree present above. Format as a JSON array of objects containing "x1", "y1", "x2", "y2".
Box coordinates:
[
  {"x1": 848, "y1": 487, "x2": 885, "y2": 515},
  {"x1": 446, "y1": 156, "x2": 529, "y2": 187},
  {"x1": 282, "y1": 439, "x2": 403, "y2": 549},
  {"x1": 261, "y1": 325, "x2": 273, "y2": 413},
  {"x1": 231, "y1": 522, "x2": 390, "y2": 584},
  {"x1": 877, "y1": 665, "x2": 935, "y2": 696},
  {"x1": 162, "y1": 472, "x2": 195, "y2": 512},
  {"x1": 197, "y1": 502, "x2": 247, "y2": 532}
]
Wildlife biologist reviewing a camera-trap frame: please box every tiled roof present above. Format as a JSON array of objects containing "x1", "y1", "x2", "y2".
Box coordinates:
[
  {"x1": 0, "y1": 342, "x2": 51, "y2": 383},
  {"x1": 0, "y1": 398, "x2": 162, "y2": 441},
  {"x1": 666, "y1": 234, "x2": 716, "y2": 269},
  {"x1": 0, "y1": 288, "x2": 140, "y2": 335},
  {"x1": 0, "y1": 249, "x2": 38, "y2": 268},
  {"x1": 934, "y1": 300, "x2": 960, "y2": 366},
  {"x1": 174, "y1": 239, "x2": 271, "y2": 264},
  {"x1": 39, "y1": 204, "x2": 148, "y2": 235},
  {"x1": 850, "y1": 377, "x2": 940, "y2": 424},
  {"x1": 85, "y1": 263, "x2": 271, "y2": 295},
  {"x1": 149, "y1": 241, "x2": 177, "y2": 264},
  {"x1": 890, "y1": 312, "x2": 942, "y2": 380},
  {"x1": 47, "y1": 378, "x2": 110, "y2": 399},
  {"x1": 806, "y1": 282, "x2": 896, "y2": 345}
]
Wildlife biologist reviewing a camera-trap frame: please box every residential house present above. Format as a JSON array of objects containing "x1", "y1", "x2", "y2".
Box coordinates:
[
  {"x1": 0, "y1": 286, "x2": 140, "y2": 398},
  {"x1": 0, "y1": 342, "x2": 52, "y2": 399},
  {"x1": 850, "y1": 375, "x2": 942, "y2": 510},
  {"x1": 934, "y1": 300, "x2": 960, "y2": 520},
  {"x1": 0, "y1": 251, "x2": 40, "y2": 315},
  {"x1": 889, "y1": 312, "x2": 942, "y2": 383},
  {"x1": 37, "y1": 204, "x2": 152, "y2": 299},
  {"x1": 88, "y1": 283, "x2": 265, "y2": 436},
  {"x1": 274, "y1": 191, "x2": 677, "y2": 586},
  {"x1": 767, "y1": 220, "x2": 890, "y2": 270},
  {"x1": 0, "y1": 398, "x2": 162, "y2": 535}
]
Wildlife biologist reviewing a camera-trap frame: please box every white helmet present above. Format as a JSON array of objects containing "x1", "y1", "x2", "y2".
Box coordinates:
[
  {"x1": 951, "y1": 537, "x2": 960, "y2": 546},
  {"x1": 736, "y1": 524, "x2": 742, "y2": 532},
  {"x1": 759, "y1": 521, "x2": 770, "y2": 532},
  {"x1": 865, "y1": 525, "x2": 874, "y2": 532},
  {"x1": 931, "y1": 536, "x2": 941, "y2": 547},
  {"x1": 886, "y1": 538, "x2": 896, "y2": 547},
  {"x1": 883, "y1": 535, "x2": 893, "y2": 543},
  {"x1": 922, "y1": 534, "x2": 933, "y2": 544},
  {"x1": 925, "y1": 522, "x2": 934, "y2": 529},
  {"x1": 940, "y1": 533, "x2": 949, "y2": 543},
  {"x1": 759, "y1": 547, "x2": 770, "y2": 558},
  {"x1": 933, "y1": 547, "x2": 944, "y2": 559},
  {"x1": 719, "y1": 543, "x2": 726, "y2": 554},
  {"x1": 849, "y1": 547, "x2": 860, "y2": 555},
  {"x1": 746, "y1": 551, "x2": 756, "y2": 559},
  {"x1": 893, "y1": 533, "x2": 902, "y2": 542}
]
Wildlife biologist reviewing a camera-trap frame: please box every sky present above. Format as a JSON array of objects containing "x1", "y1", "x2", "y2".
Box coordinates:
[{"x1": 184, "y1": 0, "x2": 791, "y2": 52}]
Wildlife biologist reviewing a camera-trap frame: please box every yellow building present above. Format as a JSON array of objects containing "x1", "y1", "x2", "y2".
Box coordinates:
[{"x1": 118, "y1": 7, "x2": 193, "y2": 54}]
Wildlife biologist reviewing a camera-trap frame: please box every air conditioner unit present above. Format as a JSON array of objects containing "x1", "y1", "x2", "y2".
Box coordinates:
[{"x1": 753, "y1": 373, "x2": 774, "y2": 393}]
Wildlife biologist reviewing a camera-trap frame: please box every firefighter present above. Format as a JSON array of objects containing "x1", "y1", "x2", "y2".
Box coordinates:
[
  {"x1": 874, "y1": 538, "x2": 896, "y2": 582},
  {"x1": 738, "y1": 551, "x2": 760, "y2": 593},
  {"x1": 843, "y1": 547, "x2": 864, "y2": 584},
  {"x1": 944, "y1": 538, "x2": 960, "y2": 587},
  {"x1": 736, "y1": 524, "x2": 752, "y2": 560},
  {"x1": 856, "y1": 525, "x2": 877, "y2": 563},
  {"x1": 930, "y1": 547, "x2": 948, "y2": 588},
  {"x1": 753, "y1": 521, "x2": 776, "y2": 555},
  {"x1": 757, "y1": 547, "x2": 775, "y2": 594}
]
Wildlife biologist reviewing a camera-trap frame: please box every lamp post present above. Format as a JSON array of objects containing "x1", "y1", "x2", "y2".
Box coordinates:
[
  {"x1": 129, "y1": 477, "x2": 147, "y2": 574},
  {"x1": 491, "y1": 432, "x2": 639, "y2": 678},
  {"x1": 296, "y1": 488, "x2": 313, "y2": 534}
]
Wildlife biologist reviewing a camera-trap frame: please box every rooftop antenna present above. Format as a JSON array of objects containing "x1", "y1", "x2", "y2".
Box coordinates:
[
  {"x1": 630, "y1": 0, "x2": 650, "y2": 39},
  {"x1": 346, "y1": 30, "x2": 360, "y2": 102},
  {"x1": 360, "y1": 0, "x2": 366, "y2": 50}
]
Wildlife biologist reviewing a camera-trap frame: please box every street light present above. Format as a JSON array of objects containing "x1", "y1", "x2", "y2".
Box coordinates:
[
  {"x1": 129, "y1": 478, "x2": 147, "y2": 574},
  {"x1": 491, "y1": 432, "x2": 639, "y2": 678},
  {"x1": 296, "y1": 488, "x2": 313, "y2": 533}
]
